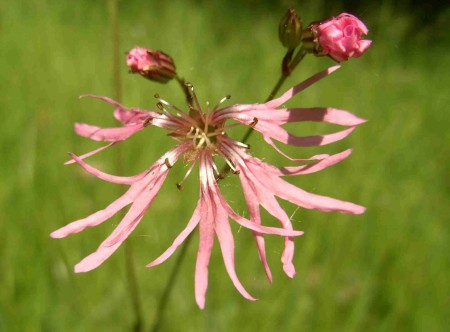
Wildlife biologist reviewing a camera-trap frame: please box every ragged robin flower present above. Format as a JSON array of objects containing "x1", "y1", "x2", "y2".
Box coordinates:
[{"x1": 50, "y1": 66, "x2": 366, "y2": 309}]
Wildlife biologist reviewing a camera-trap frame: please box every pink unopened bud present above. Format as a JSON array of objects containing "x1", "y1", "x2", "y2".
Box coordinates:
[
  {"x1": 126, "y1": 47, "x2": 176, "y2": 83},
  {"x1": 304, "y1": 13, "x2": 372, "y2": 62}
]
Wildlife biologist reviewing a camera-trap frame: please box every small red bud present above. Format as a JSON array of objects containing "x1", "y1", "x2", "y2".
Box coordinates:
[{"x1": 126, "y1": 47, "x2": 177, "y2": 83}]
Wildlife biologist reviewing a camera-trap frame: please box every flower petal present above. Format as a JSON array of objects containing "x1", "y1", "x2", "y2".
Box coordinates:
[
  {"x1": 265, "y1": 66, "x2": 340, "y2": 109},
  {"x1": 238, "y1": 174, "x2": 272, "y2": 282},
  {"x1": 80, "y1": 94, "x2": 126, "y2": 109},
  {"x1": 74, "y1": 173, "x2": 168, "y2": 272},
  {"x1": 67, "y1": 152, "x2": 151, "y2": 185},
  {"x1": 246, "y1": 161, "x2": 365, "y2": 214},
  {"x1": 214, "y1": 194, "x2": 256, "y2": 302},
  {"x1": 146, "y1": 201, "x2": 201, "y2": 267},
  {"x1": 244, "y1": 107, "x2": 367, "y2": 126},
  {"x1": 254, "y1": 120, "x2": 356, "y2": 147},
  {"x1": 64, "y1": 142, "x2": 116, "y2": 165},
  {"x1": 50, "y1": 169, "x2": 155, "y2": 238},
  {"x1": 74, "y1": 122, "x2": 144, "y2": 142},
  {"x1": 274, "y1": 149, "x2": 353, "y2": 176},
  {"x1": 195, "y1": 198, "x2": 215, "y2": 309},
  {"x1": 114, "y1": 108, "x2": 156, "y2": 125},
  {"x1": 50, "y1": 193, "x2": 133, "y2": 239}
]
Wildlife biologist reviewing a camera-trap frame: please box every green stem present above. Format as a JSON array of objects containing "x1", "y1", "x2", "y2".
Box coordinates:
[
  {"x1": 107, "y1": 0, "x2": 143, "y2": 331},
  {"x1": 176, "y1": 75, "x2": 193, "y2": 105},
  {"x1": 221, "y1": 47, "x2": 306, "y2": 175},
  {"x1": 150, "y1": 232, "x2": 194, "y2": 332}
]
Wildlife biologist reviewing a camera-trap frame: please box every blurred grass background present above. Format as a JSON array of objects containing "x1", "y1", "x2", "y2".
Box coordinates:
[{"x1": 0, "y1": 0, "x2": 449, "y2": 331}]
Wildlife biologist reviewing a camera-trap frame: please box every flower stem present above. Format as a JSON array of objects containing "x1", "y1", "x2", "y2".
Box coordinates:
[
  {"x1": 108, "y1": 0, "x2": 144, "y2": 330},
  {"x1": 176, "y1": 75, "x2": 193, "y2": 106},
  {"x1": 150, "y1": 232, "x2": 194, "y2": 332},
  {"x1": 220, "y1": 47, "x2": 306, "y2": 176}
]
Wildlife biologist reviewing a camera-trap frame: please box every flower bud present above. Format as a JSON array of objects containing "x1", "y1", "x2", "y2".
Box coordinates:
[
  {"x1": 303, "y1": 13, "x2": 372, "y2": 62},
  {"x1": 278, "y1": 8, "x2": 303, "y2": 49},
  {"x1": 126, "y1": 47, "x2": 176, "y2": 83}
]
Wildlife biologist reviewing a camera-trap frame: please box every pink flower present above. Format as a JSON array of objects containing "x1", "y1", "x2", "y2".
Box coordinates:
[
  {"x1": 126, "y1": 47, "x2": 176, "y2": 83},
  {"x1": 306, "y1": 13, "x2": 372, "y2": 62},
  {"x1": 51, "y1": 66, "x2": 366, "y2": 309}
]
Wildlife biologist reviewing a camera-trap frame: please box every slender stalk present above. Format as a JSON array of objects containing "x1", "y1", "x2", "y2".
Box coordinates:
[
  {"x1": 175, "y1": 75, "x2": 193, "y2": 105},
  {"x1": 240, "y1": 47, "x2": 306, "y2": 146},
  {"x1": 221, "y1": 47, "x2": 306, "y2": 174},
  {"x1": 107, "y1": 0, "x2": 143, "y2": 331},
  {"x1": 150, "y1": 233, "x2": 194, "y2": 332}
]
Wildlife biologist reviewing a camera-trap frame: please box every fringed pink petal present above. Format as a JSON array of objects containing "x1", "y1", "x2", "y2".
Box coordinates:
[
  {"x1": 263, "y1": 195, "x2": 296, "y2": 278},
  {"x1": 114, "y1": 108, "x2": 156, "y2": 125},
  {"x1": 74, "y1": 122, "x2": 144, "y2": 142},
  {"x1": 50, "y1": 169, "x2": 156, "y2": 239},
  {"x1": 262, "y1": 136, "x2": 331, "y2": 163},
  {"x1": 104, "y1": 173, "x2": 168, "y2": 247},
  {"x1": 246, "y1": 161, "x2": 365, "y2": 214},
  {"x1": 265, "y1": 66, "x2": 340, "y2": 109},
  {"x1": 50, "y1": 193, "x2": 133, "y2": 239},
  {"x1": 238, "y1": 174, "x2": 272, "y2": 282},
  {"x1": 54, "y1": 142, "x2": 189, "y2": 243},
  {"x1": 283, "y1": 107, "x2": 367, "y2": 126},
  {"x1": 64, "y1": 142, "x2": 116, "y2": 165},
  {"x1": 67, "y1": 152, "x2": 150, "y2": 184},
  {"x1": 74, "y1": 173, "x2": 168, "y2": 272},
  {"x1": 146, "y1": 201, "x2": 201, "y2": 267},
  {"x1": 235, "y1": 157, "x2": 296, "y2": 278},
  {"x1": 237, "y1": 107, "x2": 366, "y2": 126},
  {"x1": 195, "y1": 198, "x2": 215, "y2": 309},
  {"x1": 253, "y1": 120, "x2": 356, "y2": 147},
  {"x1": 74, "y1": 241, "x2": 122, "y2": 273},
  {"x1": 227, "y1": 206, "x2": 303, "y2": 236},
  {"x1": 80, "y1": 94, "x2": 126, "y2": 109},
  {"x1": 214, "y1": 194, "x2": 256, "y2": 302},
  {"x1": 274, "y1": 149, "x2": 353, "y2": 176},
  {"x1": 79, "y1": 94, "x2": 157, "y2": 125}
]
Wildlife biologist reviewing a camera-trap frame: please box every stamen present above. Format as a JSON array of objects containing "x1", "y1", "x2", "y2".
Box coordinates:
[
  {"x1": 156, "y1": 102, "x2": 172, "y2": 117},
  {"x1": 212, "y1": 162, "x2": 220, "y2": 176},
  {"x1": 164, "y1": 158, "x2": 173, "y2": 169},
  {"x1": 187, "y1": 126, "x2": 195, "y2": 136},
  {"x1": 215, "y1": 173, "x2": 225, "y2": 181},
  {"x1": 158, "y1": 97, "x2": 186, "y2": 115},
  {"x1": 185, "y1": 82, "x2": 205, "y2": 120},
  {"x1": 176, "y1": 162, "x2": 196, "y2": 190},
  {"x1": 249, "y1": 117, "x2": 258, "y2": 127},
  {"x1": 192, "y1": 127, "x2": 200, "y2": 144},
  {"x1": 155, "y1": 93, "x2": 197, "y2": 123},
  {"x1": 213, "y1": 94, "x2": 231, "y2": 111},
  {"x1": 235, "y1": 141, "x2": 250, "y2": 149},
  {"x1": 196, "y1": 136, "x2": 206, "y2": 148},
  {"x1": 212, "y1": 162, "x2": 225, "y2": 181},
  {"x1": 224, "y1": 158, "x2": 239, "y2": 174},
  {"x1": 143, "y1": 116, "x2": 153, "y2": 127},
  {"x1": 214, "y1": 122, "x2": 243, "y2": 133}
]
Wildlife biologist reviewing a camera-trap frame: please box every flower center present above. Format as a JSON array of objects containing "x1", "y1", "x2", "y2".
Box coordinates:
[{"x1": 185, "y1": 123, "x2": 219, "y2": 150}]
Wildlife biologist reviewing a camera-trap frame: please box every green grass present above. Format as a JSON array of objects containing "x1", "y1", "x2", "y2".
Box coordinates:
[{"x1": 0, "y1": 1, "x2": 448, "y2": 331}]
